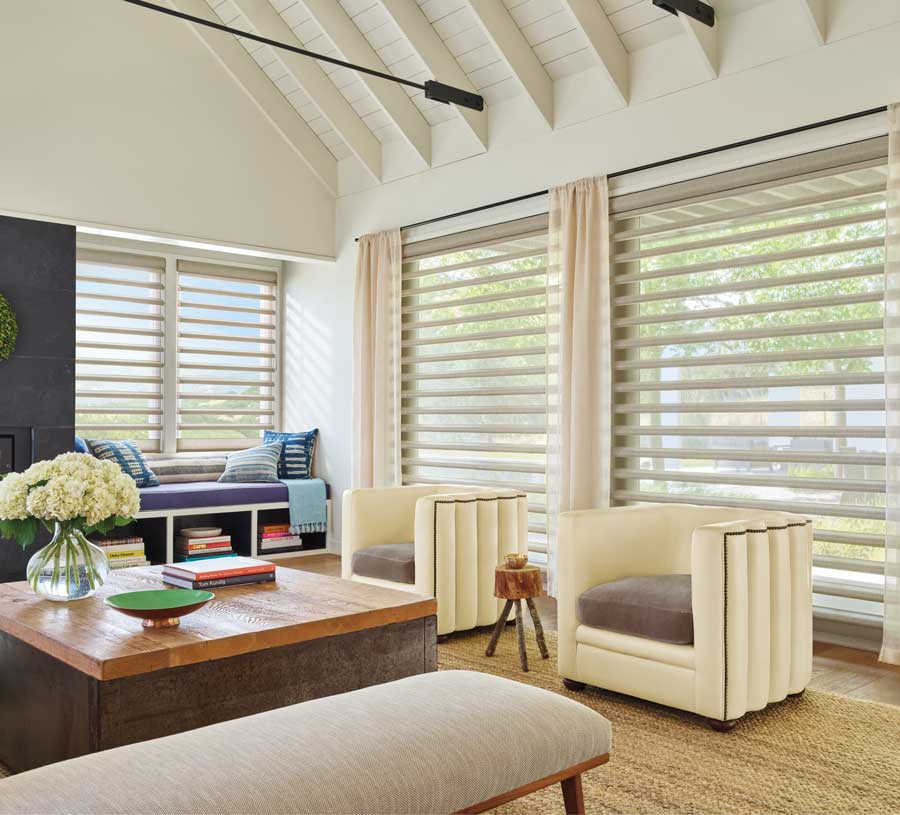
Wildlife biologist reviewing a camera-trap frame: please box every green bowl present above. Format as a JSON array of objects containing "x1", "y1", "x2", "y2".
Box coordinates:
[{"x1": 105, "y1": 589, "x2": 214, "y2": 629}]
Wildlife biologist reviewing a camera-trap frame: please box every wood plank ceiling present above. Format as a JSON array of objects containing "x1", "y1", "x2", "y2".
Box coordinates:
[{"x1": 179, "y1": 0, "x2": 897, "y2": 193}]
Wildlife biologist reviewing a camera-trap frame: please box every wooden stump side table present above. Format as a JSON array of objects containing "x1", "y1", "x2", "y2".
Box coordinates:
[{"x1": 485, "y1": 565, "x2": 549, "y2": 672}]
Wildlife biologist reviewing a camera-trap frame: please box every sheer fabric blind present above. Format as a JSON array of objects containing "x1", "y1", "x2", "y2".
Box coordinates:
[
  {"x1": 610, "y1": 138, "x2": 889, "y2": 612},
  {"x1": 75, "y1": 250, "x2": 166, "y2": 452},
  {"x1": 176, "y1": 260, "x2": 278, "y2": 452},
  {"x1": 401, "y1": 217, "x2": 552, "y2": 555}
]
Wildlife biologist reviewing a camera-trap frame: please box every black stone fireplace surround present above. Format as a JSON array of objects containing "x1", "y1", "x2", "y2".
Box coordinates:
[{"x1": 0, "y1": 214, "x2": 75, "y2": 582}]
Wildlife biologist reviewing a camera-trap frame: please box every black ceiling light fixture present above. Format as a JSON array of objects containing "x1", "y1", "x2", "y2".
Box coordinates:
[
  {"x1": 120, "y1": 0, "x2": 485, "y2": 112},
  {"x1": 652, "y1": 0, "x2": 716, "y2": 27}
]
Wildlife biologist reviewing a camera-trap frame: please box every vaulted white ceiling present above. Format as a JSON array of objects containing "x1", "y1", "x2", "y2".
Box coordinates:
[{"x1": 177, "y1": 0, "x2": 900, "y2": 195}]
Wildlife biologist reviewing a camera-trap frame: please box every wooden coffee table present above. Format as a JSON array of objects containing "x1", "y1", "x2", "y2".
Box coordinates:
[{"x1": 0, "y1": 566, "x2": 436, "y2": 772}]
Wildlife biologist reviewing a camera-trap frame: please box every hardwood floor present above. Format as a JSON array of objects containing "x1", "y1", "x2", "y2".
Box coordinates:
[{"x1": 281, "y1": 553, "x2": 900, "y2": 707}]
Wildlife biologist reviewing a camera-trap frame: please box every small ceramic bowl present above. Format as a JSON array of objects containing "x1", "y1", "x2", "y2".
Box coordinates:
[
  {"x1": 504, "y1": 553, "x2": 528, "y2": 569},
  {"x1": 180, "y1": 527, "x2": 223, "y2": 539},
  {"x1": 105, "y1": 589, "x2": 214, "y2": 629}
]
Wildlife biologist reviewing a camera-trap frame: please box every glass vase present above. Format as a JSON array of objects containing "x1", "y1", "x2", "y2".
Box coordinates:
[{"x1": 26, "y1": 523, "x2": 109, "y2": 602}]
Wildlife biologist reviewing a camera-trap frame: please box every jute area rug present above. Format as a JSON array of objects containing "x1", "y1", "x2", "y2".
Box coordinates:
[{"x1": 439, "y1": 628, "x2": 900, "y2": 815}]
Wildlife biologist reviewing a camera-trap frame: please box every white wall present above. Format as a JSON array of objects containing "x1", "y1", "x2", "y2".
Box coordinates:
[
  {"x1": 0, "y1": 0, "x2": 334, "y2": 259},
  {"x1": 285, "y1": 19, "x2": 900, "y2": 545}
]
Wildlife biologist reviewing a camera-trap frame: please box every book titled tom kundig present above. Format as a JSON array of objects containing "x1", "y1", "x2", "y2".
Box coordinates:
[{"x1": 162, "y1": 556, "x2": 275, "y2": 585}]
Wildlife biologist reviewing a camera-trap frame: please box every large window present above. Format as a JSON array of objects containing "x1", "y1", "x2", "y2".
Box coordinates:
[
  {"x1": 610, "y1": 138, "x2": 888, "y2": 619},
  {"x1": 400, "y1": 217, "x2": 551, "y2": 556},
  {"x1": 75, "y1": 249, "x2": 279, "y2": 453}
]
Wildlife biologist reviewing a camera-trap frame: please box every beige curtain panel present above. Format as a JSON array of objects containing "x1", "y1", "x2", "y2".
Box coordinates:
[
  {"x1": 884, "y1": 103, "x2": 900, "y2": 666},
  {"x1": 353, "y1": 229, "x2": 402, "y2": 489},
  {"x1": 547, "y1": 176, "x2": 613, "y2": 594}
]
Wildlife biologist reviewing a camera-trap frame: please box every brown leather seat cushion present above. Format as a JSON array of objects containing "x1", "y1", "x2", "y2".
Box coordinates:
[
  {"x1": 351, "y1": 543, "x2": 416, "y2": 585},
  {"x1": 577, "y1": 574, "x2": 693, "y2": 645}
]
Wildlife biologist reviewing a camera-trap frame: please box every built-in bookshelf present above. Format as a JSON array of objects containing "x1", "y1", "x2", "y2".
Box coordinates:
[{"x1": 126, "y1": 500, "x2": 331, "y2": 566}]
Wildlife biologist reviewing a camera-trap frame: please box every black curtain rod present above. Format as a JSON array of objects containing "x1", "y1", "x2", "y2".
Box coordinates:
[
  {"x1": 119, "y1": 0, "x2": 483, "y2": 110},
  {"x1": 356, "y1": 105, "x2": 887, "y2": 242}
]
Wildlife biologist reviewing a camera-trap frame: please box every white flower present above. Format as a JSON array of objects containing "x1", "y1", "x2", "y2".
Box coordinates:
[{"x1": 0, "y1": 452, "x2": 140, "y2": 527}]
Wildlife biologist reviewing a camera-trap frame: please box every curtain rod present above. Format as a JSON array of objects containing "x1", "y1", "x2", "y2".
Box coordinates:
[{"x1": 355, "y1": 105, "x2": 887, "y2": 243}]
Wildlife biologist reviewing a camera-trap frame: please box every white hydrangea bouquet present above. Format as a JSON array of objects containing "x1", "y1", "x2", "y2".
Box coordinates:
[{"x1": 0, "y1": 453, "x2": 140, "y2": 601}]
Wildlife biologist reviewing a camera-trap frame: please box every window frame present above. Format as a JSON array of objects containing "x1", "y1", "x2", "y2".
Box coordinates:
[{"x1": 75, "y1": 239, "x2": 282, "y2": 454}]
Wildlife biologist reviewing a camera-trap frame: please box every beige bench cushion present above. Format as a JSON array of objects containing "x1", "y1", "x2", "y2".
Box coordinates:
[
  {"x1": 352, "y1": 542, "x2": 416, "y2": 584},
  {"x1": 0, "y1": 670, "x2": 611, "y2": 815},
  {"x1": 578, "y1": 574, "x2": 694, "y2": 645}
]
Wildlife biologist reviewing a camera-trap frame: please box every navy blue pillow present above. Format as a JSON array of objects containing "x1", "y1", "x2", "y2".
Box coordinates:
[
  {"x1": 74, "y1": 436, "x2": 90, "y2": 454},
  {"x1": 85, "y1": 439, "x2": 160, "y2": 488},
  {"x1": 263, "y1": 429, "x2": 318, "y2": 479}
]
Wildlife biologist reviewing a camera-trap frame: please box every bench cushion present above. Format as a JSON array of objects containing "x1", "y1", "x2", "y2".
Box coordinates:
[
  {"x1": 578, "y1": 574, "x2": 694, "y2": 645},
  {"x1": 352, "y1": 543, "x2": 415, "y2": 584},
  {"x1": 139, "y1": 481, "x2": 330, "y2": 512},
  {"x1": 0, "y1": 671, "x2": 612, "y2": 815}
]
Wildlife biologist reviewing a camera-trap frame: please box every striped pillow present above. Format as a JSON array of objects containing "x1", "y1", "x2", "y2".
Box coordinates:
[
  {"x1": 144, "y1": 454, "x2": 226, "y2": 484},
  {"x1": 263, "y1": 429, "x2": 318, "y2": 479},
  {"x1": 85, "y1": 439, "x2": 160, "y2": 488},
  {"x1": 218, "y1": 442, "x2": 283, "y2": 484}
]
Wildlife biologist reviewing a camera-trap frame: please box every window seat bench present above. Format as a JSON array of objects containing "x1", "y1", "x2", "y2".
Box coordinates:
[{"x1": 138, "y1": 481, "x2": 332, "y2": 512}]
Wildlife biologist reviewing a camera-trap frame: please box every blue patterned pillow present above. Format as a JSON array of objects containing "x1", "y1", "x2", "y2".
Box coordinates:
[
  {"x1": 85, "y1": 439, "x2": 160, "y2": 488},
  {"x1": 218, "y1": 441, "x2": 283, "y2": 483},
  {"x1": 74, "y1": 436, "x2": 89, "y2": 454},
  {"x1": 263, "y1": 429, "x2": 318, "y2": 479}
]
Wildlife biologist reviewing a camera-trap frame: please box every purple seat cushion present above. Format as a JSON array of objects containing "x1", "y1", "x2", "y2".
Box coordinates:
[{"x1": 139, "y1": 481, "x2": 330, "y2": 512}]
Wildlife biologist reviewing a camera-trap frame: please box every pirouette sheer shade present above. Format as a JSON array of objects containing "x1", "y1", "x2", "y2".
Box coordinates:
[
  {"x1": 547, "y1": 177, "x2": 613, "y2": 594},
  {"x1": 883, "y1": 103, "x2": 900, "y2": 665},
  {"x1": 176, "y1": 260, "x2": 278, "y2": 452},
  {"x1": 354, "y1": 229, "x2": 402, "y2": 488},
  {"x1": 76, "y1": 249, "x2": 166, "y2": 452},
  {"x1": 610, "y1": 136, "x2": 889, "y2": 625},
  {"x1": 400, "y1": 217, "x2": 551, "y2": 557}
]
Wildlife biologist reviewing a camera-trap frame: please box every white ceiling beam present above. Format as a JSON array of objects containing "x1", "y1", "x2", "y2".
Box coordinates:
[
  {"x1": 301, "y1": 0, "x2": 431, "y2": 167},
  {"x1": 168, "y1": 0, "x2": 337, "y2": 194},
  {"x1": 464, "y1": 0, "x2": 554, "y2": 129},
  {"x1": 559, "y1": 0, "x2": 628, "y2": 106},
  {"x1": 796, "y1": 0, "x2": 828, "y2": 46},
  {"x1": 679, "y1": 8, "x2": 718, "y2": 81},
  {"x1": 230, "y1": 0, "x2": 382, "y2": 182},
  {"x1": 379, "y1": 0, "x2": 488, "y2": 150}
]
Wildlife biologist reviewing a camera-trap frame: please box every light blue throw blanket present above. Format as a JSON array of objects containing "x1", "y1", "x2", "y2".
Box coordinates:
[{"x1": 280, "y1": 478, "x2": 328, "y2": 534}]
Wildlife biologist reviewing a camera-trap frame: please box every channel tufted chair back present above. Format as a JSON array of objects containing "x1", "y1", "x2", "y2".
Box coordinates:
[
  {"x1": 343, "y1": 485, "x2": 528, "y2": 635},
  {"x1": 557, "y1": 503, "x2": 813, "y2": 728}
]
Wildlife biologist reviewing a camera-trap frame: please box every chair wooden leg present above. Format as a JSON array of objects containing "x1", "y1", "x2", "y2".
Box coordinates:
[
  {"x1": 560, "y1": 774, "x2": 585, "y2": 815},
  {"x1": 485, "y1": 600, "x2": 514, "y2": 657},
  {"x1": 514, "y1": 600, "x2": 528, "y2": 672},
  {"x1": 706, "y1": 718, "x2": 739, "y2": 732}
]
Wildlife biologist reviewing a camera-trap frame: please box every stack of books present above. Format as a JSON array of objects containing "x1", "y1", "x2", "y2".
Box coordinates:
[
  {"x1": 174, "y1": 532, "x2": 234, "y2": 562},
  {"x1": 162, "y1": 556, "x2": 276, "y2": 590},
  {"x1": 95, "y1": 536, "x2": 150, "y2": 570},
  {"x1": 258, "y1": 522, "x2": 302, "y2": 555}
]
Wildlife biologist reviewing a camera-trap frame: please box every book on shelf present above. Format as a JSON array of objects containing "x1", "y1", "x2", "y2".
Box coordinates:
[
  {"x1": 175, "y1": 535, "x2": 231, "y2": 548},
  {"x1": 173, "y1": 552, "x2": 235, "y2": 563},
  {"x1": 109, "y1": 558, "x2": 151, "y2": 570},
  {"x1": 256, "y1": 544, "x2": 304, "y2": 555},
  {"x1": 258, "y1": 534, "x2": 301, "y2": 550},
  {"x1": 94, "y1": 536, "x2": 144, "y2": 547},
  {"x1": 162, "y1": 556, "x2": 275, "y2": 582},
  {"x1": 174, "y1": 543, "x2": 233, "y2": 555},
  {"x1": 162, "y1": 572, "x2": 276, "y2": 590},
  {"x1": 260, "y1": 523, "x2": 290, "y2": 535}
]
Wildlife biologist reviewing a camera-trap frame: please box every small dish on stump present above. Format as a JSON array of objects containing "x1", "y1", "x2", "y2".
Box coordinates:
[
  {"x1": 504, "y1": 553, "x2": 528, "y2": 569},
  {"x1": 105, "y1": 589, "x2": 214, "y2": 629}
]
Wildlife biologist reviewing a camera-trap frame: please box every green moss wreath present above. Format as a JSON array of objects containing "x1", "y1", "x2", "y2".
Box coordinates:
[{"x1": 0, "y1": 293, "x2": 18, "y2": 361}]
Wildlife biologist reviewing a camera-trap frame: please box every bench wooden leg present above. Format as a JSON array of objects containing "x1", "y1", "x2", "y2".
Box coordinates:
[{"x1": 560, "y1": 774, "x2": 585, "y2": 814}]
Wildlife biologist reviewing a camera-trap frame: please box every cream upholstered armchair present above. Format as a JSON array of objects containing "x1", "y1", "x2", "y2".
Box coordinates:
[
  {"x1": 557, "y1": 504, "x2": 813, "y2": 730},
  {"x1": 342, "y1": 485, "x2": 528, "y2": 636}
]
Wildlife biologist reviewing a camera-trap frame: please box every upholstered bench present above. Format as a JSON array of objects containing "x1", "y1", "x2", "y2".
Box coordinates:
[{"x1": 0, "y1": 671, "x2": 612, "y2": 815}]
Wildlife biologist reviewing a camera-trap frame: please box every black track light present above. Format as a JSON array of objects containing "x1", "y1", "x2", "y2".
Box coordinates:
[{"x1": 652, "y1": 0, "x2": 716, "y2": 27}]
